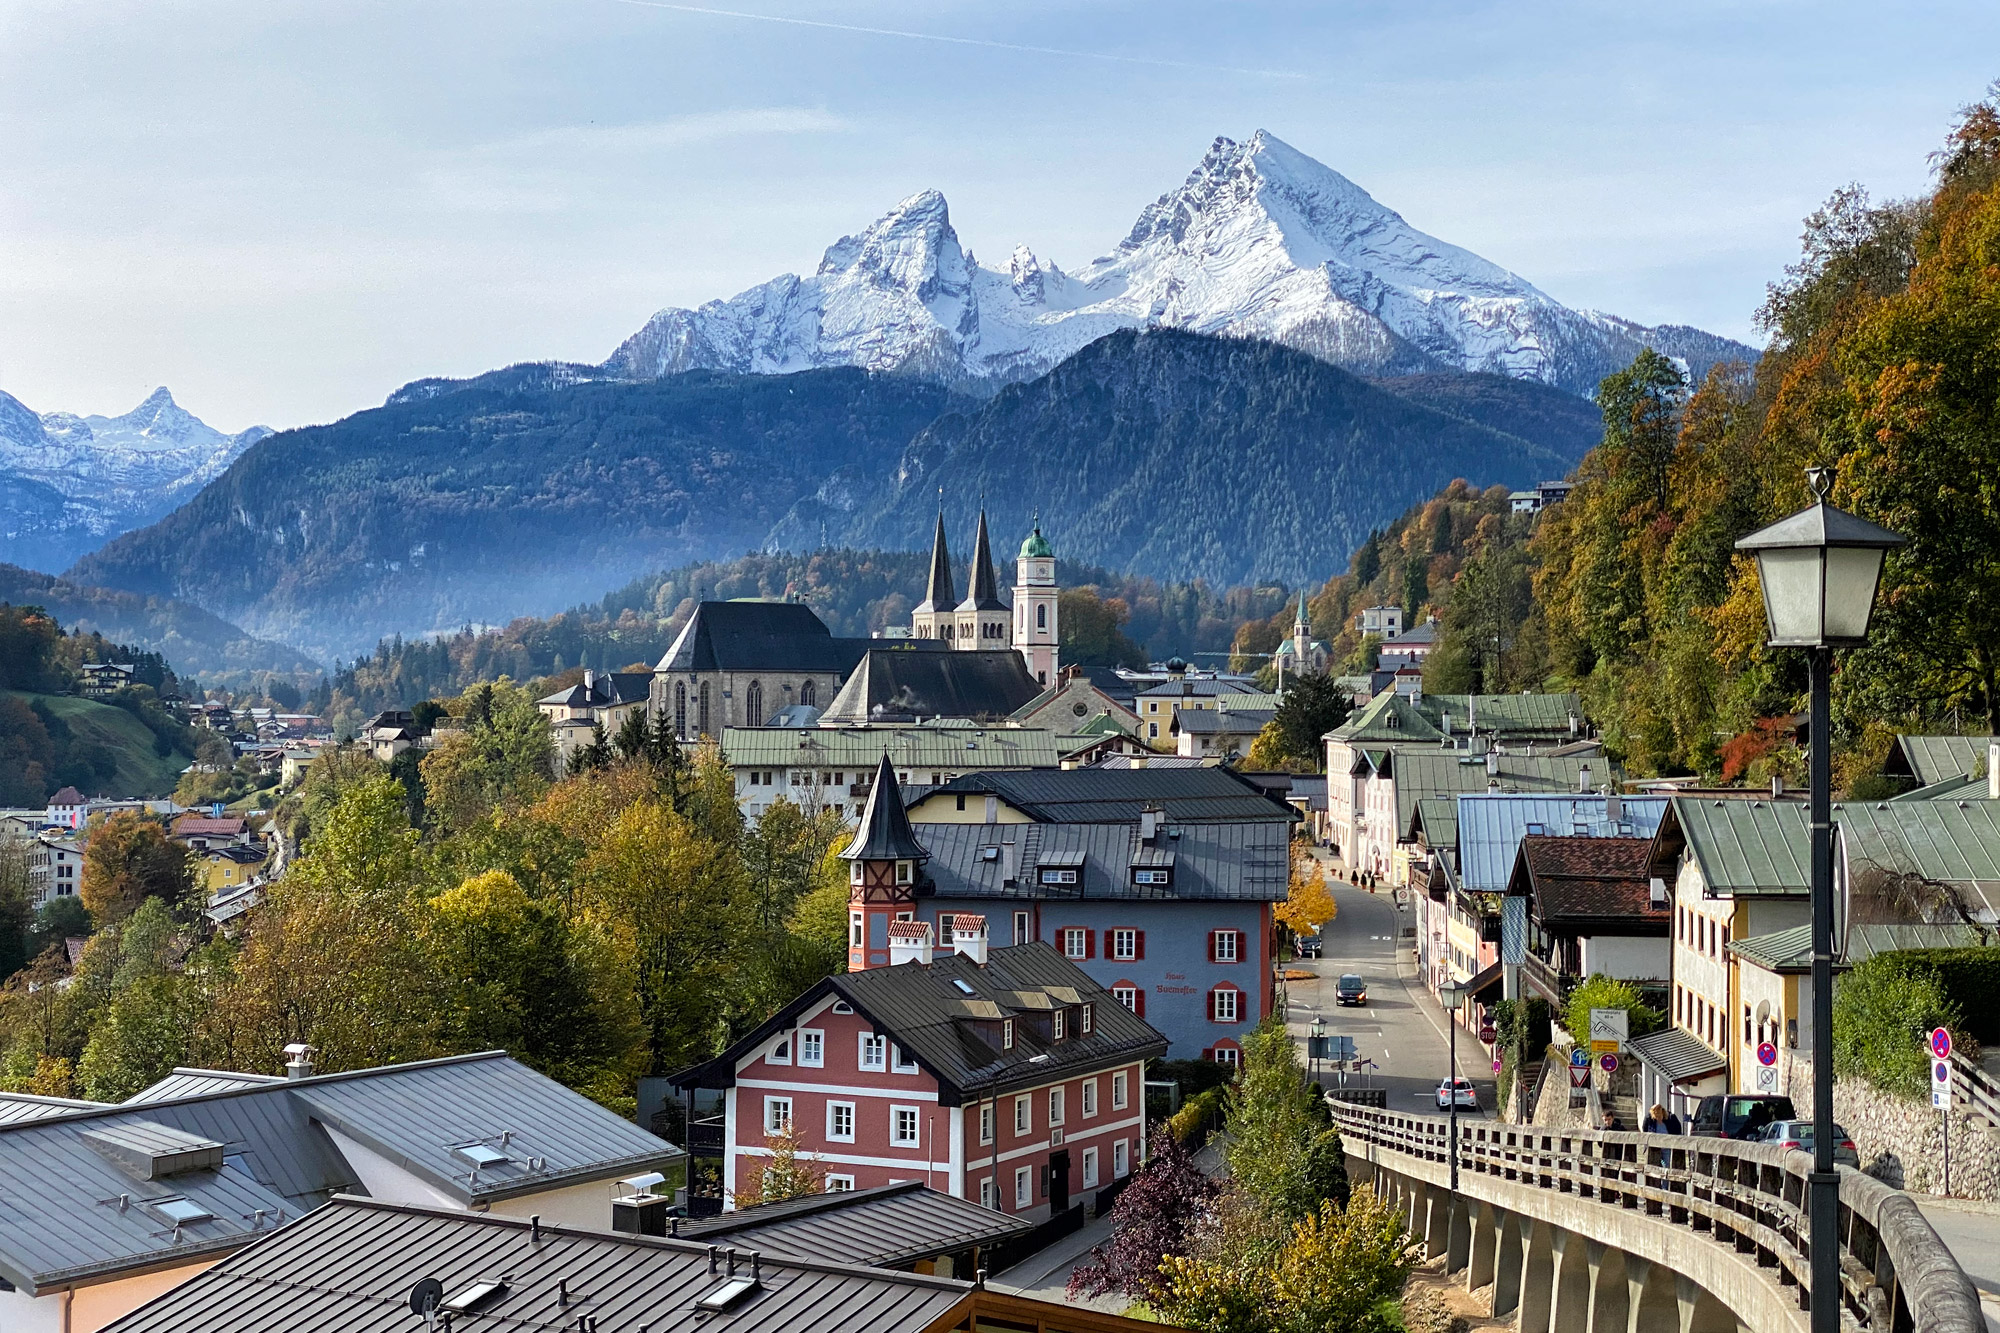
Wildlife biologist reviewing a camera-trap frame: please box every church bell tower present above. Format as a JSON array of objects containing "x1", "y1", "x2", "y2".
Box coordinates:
[{"x1": 1013, "y1": 518, "x2": 1058, "y2": 686}]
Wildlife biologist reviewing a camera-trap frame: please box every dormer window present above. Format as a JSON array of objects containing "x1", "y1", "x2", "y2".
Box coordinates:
[
  {"x1": 1053, "y1": 1009, "x2": 1066, "y2": 1041},
  {"x1": 1133, "y1": 868, "x2": 1171, "y2": 886},
  {"x1": 1081, "y1": 1003, "x2": 1094, "y2": 1034},
  {"x1": 850, "y1": 861, "x2": 863, "y2": 885},
  {"x1": 1002, "y1": 1019, "x2": 1015, "y2": 1050}
]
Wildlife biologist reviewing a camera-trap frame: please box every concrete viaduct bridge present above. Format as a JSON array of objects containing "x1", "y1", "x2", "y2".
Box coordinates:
[{"x1": 1328, "y1": 1103, "x2": 1982, "y2": 1333}]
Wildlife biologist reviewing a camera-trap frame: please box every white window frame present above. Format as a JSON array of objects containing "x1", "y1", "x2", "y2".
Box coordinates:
[
  {"x1": 1014, "y1": 1094, "x2": 1031, "y2": 1136},
  {"x1": 979, "y1": 1102, "x2": 994, "y2": 1145},
  {"x1": 860, "y1": 1034, "x2": 887, "y2": 1070},
  {"x1": 1113, "y1": 1138, "x2": 1129, "y2": 1178},
  {"x1": 1015, "y1": 1165, "x2": 1033, "y2": 1208},
  {"x1": 1062, "y1": 927, "x2": 1087, "y2": 957},
  {"x1": 764, "y1": 1096, "x2": 792, "y2": 1134},
  {"x1": 1081, "y1": 1078, "x2": 1097, "y2": 1119},
  {"x1": 892, "y1": 1043, "x2": 920, "y2": 1074},
  {"x1": 768, "y1": 1037, "x2": 791, "y2": 1066},
  {"x1": 826, "y1": 1174, "x2": 855, "y2": 1192},
  {"x1": 826, "y1": 1101, "x2": 856, "y2": 1143},
  {"x1": 849, "y1": 912, "x2": 863, "y2": 946},
  {"x1": 891, "y1": 1105, "x2": 921, "y2": 1147},
  {"x1": 1081, "y1": 1003, "x2": 1093, "y2": 1034},
  {"x1": 1214, "y1": 929, "x2": 1239, "y2": 963},
  {"x1": 1214, "y1": 1045, "x2": 1240, "y2": 1068},
  {"x1": 1135, "y1": 869, "x2": 1169, "y2": 885},
  {"x1": 1113, "y1": 985, "x2": 1138, "y2": 1012},
  {"x1": 799, "y1": 1029, "x2": 824, "y2": 1067},
  {"x1": 1049, "y1": 1086, "x2": 1065, "y2": 1126},
  {"x1": 1112, "y1": 1070, "x2": 1129, "y2": 1110},
  {"x1": 1013, "y1": 911, "x2": 1030, "y2": 945},
  {"x1": 1212, "y1": 987, "x2": 1240, "y2": 1023},
  {"x1": 1043, "y1": 868, "x2": 1078, "y2": 886},
  {"x1": 1082, "y1": 1146, "x2": 1099, "y2": 1189},
  {"x1": 1053, "y1": 1009, "x2": 1066, "y2": 1041},
  {"x1": 1002, "y1": 1019, "x2": 1014, "y2": 1049},
  {"x1": 979, "y1": 1176, "x2": 995, "y2": 1209}
]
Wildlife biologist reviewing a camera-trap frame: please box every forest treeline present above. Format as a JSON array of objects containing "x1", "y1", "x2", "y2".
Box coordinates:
[{"x1": 1237, "y1": 85, "x2": 2000, "y2": 784}]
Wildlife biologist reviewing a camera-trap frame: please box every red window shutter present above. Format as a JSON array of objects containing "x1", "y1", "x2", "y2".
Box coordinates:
[
  {"x1": 1201, "y1": 1046, "x2": 1213, "y2": 1061},
  {"x1": 1135, "y1": 988, "x2": 1146, "y2": 1017},
  {"x1": 1207, "y1": 930, "x2": 1218, "y2": 963},
  {"x1": 1085, "y1": 929, "x2": 1096, "y2": 959},
  {"x1": 1135, "y1": 931, "x2": 1146, "y2": 960}
]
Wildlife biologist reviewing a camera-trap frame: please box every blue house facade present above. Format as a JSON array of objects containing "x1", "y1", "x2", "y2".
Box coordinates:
[{"x1": 912, "y1": 818, "x2": 1287, "y2": 1063}]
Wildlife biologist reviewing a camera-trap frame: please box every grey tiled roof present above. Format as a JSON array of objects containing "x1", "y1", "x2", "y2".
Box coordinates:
[
  {"x1": 916, "y1": 819, "x2": 1290, "y2": 902},
  {"x1": 676, "y1": 943, "x2": 1168, "y2": 1102},
  {"x1": 99, "y1": 1197, "x2": 975, "y2": 1333},
  {"x1": 0, "y1": 1053, "x2": 683, "y2": 1293},
  {"x1": 675, "y1": 1182, "x2": 1029, "y2": 1266}
]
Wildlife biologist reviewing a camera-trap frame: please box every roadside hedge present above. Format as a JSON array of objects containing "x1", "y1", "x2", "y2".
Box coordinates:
[{"x1": 1832, "y1": 951, "x2": 1979, "y2": 1098}]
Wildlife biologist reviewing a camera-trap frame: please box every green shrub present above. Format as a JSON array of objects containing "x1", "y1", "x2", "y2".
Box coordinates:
[
  {"x1": 1563, "y1": 976, "x2": 1662, "y2": 1049},
  {"x1": 1168, "y1": 1085, "x2": 1230, "y2": 1147},
  {"x1": 1833, "y1": 954, "x2": 1970, "y2": 1098}
]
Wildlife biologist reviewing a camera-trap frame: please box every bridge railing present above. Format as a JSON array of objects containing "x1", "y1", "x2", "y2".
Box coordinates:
[{"x1": 1329, "y1": 1102, "x2": 1982, "y2": 1333}]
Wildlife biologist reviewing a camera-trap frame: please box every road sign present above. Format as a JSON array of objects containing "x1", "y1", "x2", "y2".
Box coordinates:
[
  {"x1": 1307, "y1": 1036, "x2": 1330, "y2": 1061},
  {"x1": 1931, "y1": 1027, "x2": 1953, "y2": 1060},
  {"x1": 1570, "y1": 1066, "x2": 1590, "y2": 1087},
  {"x1": 1493, "y1": 1058, "x2": 1502, "y2": 1073},
  {"x1": 1932, "y1": 1057, "x2": 1951, "y2": 1110},
  {"x1": 1756, "y1": 1041, "x2": 1778, "y2": 1068},
  {"x1": 1329, "y1": 1035, "x2": 1357, "y2": 1063},
  {"x1": 1590, "y1": 1007, "x2": 1629, "y2": 1046},
  {"x1": 1569, "y1": 1047, "x2": 1590, "y2": 1069},
  {"x1": 1599, "y1": 1053, "x2": 1620, "y2": 1074},
  {"x1": 1755, "y1": 1066, "x2": 1778, "y2": 1092}
]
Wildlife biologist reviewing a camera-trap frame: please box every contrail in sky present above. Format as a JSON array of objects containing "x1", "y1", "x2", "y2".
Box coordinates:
[{"x1": 609, "y1": 0, "x2": 1307, "y2": 80}]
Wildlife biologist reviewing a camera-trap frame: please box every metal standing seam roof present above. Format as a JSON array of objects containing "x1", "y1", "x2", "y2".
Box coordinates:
[
  {"x1": 1327, "y1": 691, "x2": 1445, "y2": 744},
  {"x1": 820, "y1": 648, "x2": 1043, "y2": 726},
  {"x1": 1135, "y1": 678, "x2": 1259, "y2": 698},
  {"x1": 0, "y1": 1090, "x2": 108, "y2": 1124},
  {"x1": 1888, "y1": 735, "x2": 1994, "y2": 785},
  {"x1": 1388, "y1": 757, "x2": 1621, "y2": 861},
  {"x1": 718, "y1": 725, "x2": 1063, "y2": 769},
  {"x1": 1414, "y1": 797, "x2": 1458, "y2": 853},
  {"x1": 126, "y1": 1068, "x2": 285, "y2": 1104},
  {"x1": 1666, "y1": 797, "x2": 1812, "y2": 896},
  {"x1": 1172, "y1": 708, "x2": 1274, "y2": 736},
  {"x1": 674, "y1": 1181, "x2": 1031, "y2": 1266},
  {"x1": 654, "y1": 600, "x2": 870, "y2": 675},
  {"x1": 1627, "y1": 1028, "x2": 1727, "y2": 1083},
  {"x1": 97, "y1": 1197, "x2": 978, "y2": 1333},
  {"x1": 1669, "y1": 796, "x2": 2000, "y2": 905},
  {"x1": 1730, "y1": 922, "x2": 1995, "y2": 974},
  {"x1": 1452, "y1": 794, "x2": 1666, "y2": 892},
  {"x1": 916, "y1": 819, "x2": 1290, "y2": 902},
  {"x1": 0, "y1": 1052, "x2": 684, "y2": 1294},
  {"x1": 916, "y1": 766, "x2": 1296, "y2": 824},
  {"x1": 676, "y1": 942, "x2": 1168, "y2": 1102}
]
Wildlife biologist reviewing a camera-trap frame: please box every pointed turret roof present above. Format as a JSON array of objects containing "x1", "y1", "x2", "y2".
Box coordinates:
[
  {"x1": 915, "y1": 511, "x2": 956, "y2": 614},
  {"x1": 843, "y1": 754, "x2": 931, "y2": 863},
  {"x1": 1295, "y1": 591, "x2": 1310, "y2": 628},
  {"x1": 959, "y1": 510, "x2": 1008, "y2": 612}
]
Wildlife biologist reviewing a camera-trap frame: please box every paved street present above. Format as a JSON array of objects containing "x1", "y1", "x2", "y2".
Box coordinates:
[
  {"x1": 1913, "y1": 1196, "x2": 2000, "y2": 1333},
  {"x1": 1284, "y1": 868, "x2": 1495, "y2": 1116}
]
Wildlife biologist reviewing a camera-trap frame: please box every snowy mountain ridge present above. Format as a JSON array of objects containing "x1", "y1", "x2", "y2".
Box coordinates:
[
  {"x1": 604, "y1": 130, "x2": 1754, "y2": 396},
  {"x1": 0, "y1": 386, "x2": 271, "y2": 572}
]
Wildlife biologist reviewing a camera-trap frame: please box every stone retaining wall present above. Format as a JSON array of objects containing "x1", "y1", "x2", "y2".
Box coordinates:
[{"x1": 1784, "y1": 1063, "x2": 2000, "y2": 1200}]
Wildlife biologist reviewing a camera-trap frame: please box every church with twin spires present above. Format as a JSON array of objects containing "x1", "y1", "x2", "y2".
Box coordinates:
[{"x1": 910, "y1": 509, "x2": 1060, "y2": 688}]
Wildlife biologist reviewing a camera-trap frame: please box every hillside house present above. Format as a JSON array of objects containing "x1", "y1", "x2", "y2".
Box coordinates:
[
  {"x1": 77, "y1": 663, "x2": 134, "y2": 699},
  {"x1": 46, "y1": 787, "x2": 88, "y2": 831},
  {"x1": 537, "y1": 668, "x2": 654, "y2": 772}
]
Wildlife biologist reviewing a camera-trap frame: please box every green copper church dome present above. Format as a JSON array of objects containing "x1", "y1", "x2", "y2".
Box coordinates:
[{"x1": 1020, "y1": 524, "x2": 1053, "y2": 558}]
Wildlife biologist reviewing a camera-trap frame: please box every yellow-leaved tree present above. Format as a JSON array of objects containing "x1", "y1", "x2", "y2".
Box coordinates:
[{"x1": 1275, "y1": 847, "x2": 1336, "y2": 935}]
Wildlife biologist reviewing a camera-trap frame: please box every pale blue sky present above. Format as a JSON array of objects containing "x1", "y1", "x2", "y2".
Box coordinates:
[{"x1": 1, "y1": 0, "x2": 1992, "y2": 430}]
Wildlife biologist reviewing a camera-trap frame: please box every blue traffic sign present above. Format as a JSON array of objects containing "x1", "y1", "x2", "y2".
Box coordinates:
[{"x1": 1570, "y1": 1047, "x2": 1590, "y2": 1068}]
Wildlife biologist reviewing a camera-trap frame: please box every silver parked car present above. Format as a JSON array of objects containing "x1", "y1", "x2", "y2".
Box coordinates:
[{"x1": 1755, "y1": 1119, "x2": 1861, "y2": 1168}]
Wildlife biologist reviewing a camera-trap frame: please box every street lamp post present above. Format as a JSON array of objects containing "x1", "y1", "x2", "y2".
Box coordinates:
[
  {"x1": 1310, "y1": 1013, "x2": 1327, "y2": 1089},
  {"x1": 1736, "y1": 467, "x2": 1902, "y2": 1333},
  {"x1": 1438, "y1": 981, "x2": 1465, "y2": 1192}
]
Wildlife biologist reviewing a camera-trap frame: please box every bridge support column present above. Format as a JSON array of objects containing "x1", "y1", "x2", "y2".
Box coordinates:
[
  {"x1": 1513, "y1": 1217, "x2": 1554, "y2": 1333},
  {"x1": 1624, "y1": 1257, "x2": 1678, "y2": 1333},
  {"x1": 1547, "y1": 1229, "x2": 1590, "y2": 1333},
  {"x1": 1467, "y1": 1202, "x2": 1502, "y2": 1296},
  {"x1": 1491, "y1": 1207, "x2": 1524, "y2": 1316},
  {"x1": 1405, "y1": 1179, "x2": 1428, "y2": 1243},
  {"x1": 1445, "y1": 1195, "x2": 1472, "y2": 1275},
  {"x1": 1423, "y1": 1187, "x2": 1449, "y2": 1260},
  {"x1": 1584, "y1": 1240, "x2": 1629, "y2": 1333},
  {"x1": 1675, "y1": 1274, "x2": 1733, "y2": 1333}
]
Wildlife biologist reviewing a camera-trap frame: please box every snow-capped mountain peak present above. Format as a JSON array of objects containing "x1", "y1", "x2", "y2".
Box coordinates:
[{"x1": 603, "y1": 131, "x2": 1754, "y2": 396}]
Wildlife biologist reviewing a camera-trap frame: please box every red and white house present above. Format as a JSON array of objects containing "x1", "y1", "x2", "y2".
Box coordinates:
[{"x1": 673, "y1": 756, "x2": 1169, "y2": 1218}]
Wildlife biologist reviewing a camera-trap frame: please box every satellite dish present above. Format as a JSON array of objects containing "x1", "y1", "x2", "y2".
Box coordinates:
[{"x1": 409, "y1": 1278, "x2": 444, "y2": 1316}]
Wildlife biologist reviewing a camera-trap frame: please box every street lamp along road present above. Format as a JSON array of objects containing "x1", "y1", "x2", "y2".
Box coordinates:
[
  {"x1": 1735, "y1": 466, "x2": 1902, "y2": 1333},
  {"x1": 1437, "y1": 981, "x2": 1466, "y2": 1191}
]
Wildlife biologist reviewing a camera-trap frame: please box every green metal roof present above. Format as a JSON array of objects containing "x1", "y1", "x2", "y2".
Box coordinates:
[
  {"x1": 1672, "y1": 794, "x2": 2000, "y2": 903},
  {"x1": 1415, "y1": 797, "x2": 1458, "y2": 852},
  {"x1": 1019, "y1": 524, "x2": 1053, "y2": 558},
  {"x1": 1730, "y1": 921, "x2": 1993, "y2": 973},
  {"x1": 1890, "y1": 772, "x2": 1984, "y2": 802},
  {"x1": 1390, "y1": 753, "x2": 1611, "y2": 841},
  {"x1": 1327, "y1": 691, "x2": 1444, "y2": 744},
  {"x1": 719, "y1": 725, "x2": 1062, "y2": 770},
  {"x1": 1419, "y1": 692, "x2": 1583, "y2": 738},
  {"x1": 1889, "y1": 735, "x2": 1992, "y2": 786},
  {"x1": 1669, "y1": 797, "x2": 1811, "y2": 896}
]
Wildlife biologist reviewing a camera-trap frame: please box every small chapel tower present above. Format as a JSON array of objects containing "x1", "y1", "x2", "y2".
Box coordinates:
[{"x1": 1013, "y1": 517, "x2": 1059, "y2": 687}]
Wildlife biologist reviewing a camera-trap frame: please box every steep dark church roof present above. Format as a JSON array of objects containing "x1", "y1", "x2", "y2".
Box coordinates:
[
  {"x1": 654, "y1": 601, "x2": 868, "y2": 675},
  {"x1": 915, "y1": 513, "x2": 956, "y2": 615},
  {"x1": 819, "y1": 648, "x2": 1041, "y2": 724},
  {"x1": 844, "y1": 754, "x2": 930, "y2": 862},
  {"x1": 958, "y1": 510, "x2": 1008, "y2": 613}
]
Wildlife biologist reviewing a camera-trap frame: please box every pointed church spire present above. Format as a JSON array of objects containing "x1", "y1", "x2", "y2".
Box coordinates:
[
  {"x1": 843, "y1": 754, "x2": 930, "y2": 863},
  {"x1": 916, "y1": 508, "x2": 956, "y2": 614},
  {"x1": 1296, "y1": 590, "x2": 1310, "y2": 629},
  {"x1": 960, "y1": 509, "x2": 1007, "y2": 611}
]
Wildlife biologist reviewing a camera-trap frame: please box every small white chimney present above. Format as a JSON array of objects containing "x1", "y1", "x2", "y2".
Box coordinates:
[
  {"x1": 1649, "y1": 877, "x2": 1669, "y2": 909},
  {"x1": 282, "y1": 1042, "x2": 315, "y2": 1080},
  {"x1": 888, "y1": 920, "x2": 934, "y2": 967},
  {"x1": 1130, "y1": 753, "x2": 1147, "y2": 769},
  {"x1": 583, "y1": 669, "x2": 595, "y2": 695},
  {"x1": 1577, "y1": 763, "x2": 1591, "y2": 794},
  {"x1": 950, "y1": 913, "x2": 989, "y2": 965},
  {"x1": 1468, "y1": 696, "x2": 1478, "y2": 731},
  {"x1": 1771, "y1": 774, "x2": 1785, "y2": 799},
  {"x1": 984, "y1": 795, "x2": 999, "y2": 825},
  {"x1": 1484, "y1": 751, "x2": 1499, "y2": 778},
  {"x1": 1139, "y1": 808, "x2": 1160, "y2": 843},
  {"x1": 1569, "y1": 711, "x2": 1579, "y2": 737},
  {"x1": 1606, "y1": 792, "x2": 1623, "y2": 824},
  {"x1": 1989, "y1": 742, "x2": 1999, "y2": 801}
]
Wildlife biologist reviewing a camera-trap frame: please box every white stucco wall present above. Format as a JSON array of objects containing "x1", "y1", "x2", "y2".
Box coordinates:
[
  {"x1": 1580, "y1": 934, "x2": 1668, "y2": 981},
  {"x1": 1, "y1": 1256, "x2": 222, "y2": 1333}
]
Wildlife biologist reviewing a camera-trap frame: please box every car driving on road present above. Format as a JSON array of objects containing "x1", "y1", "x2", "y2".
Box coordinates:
[
  {"x1": 1334, "y1": 974, "x2": 1368, "y2": 1006},
  {"x1": 1295, "y1": 935, "x2": 1323, "y2": 959},
  {"x1": 1436, "y1": 1077, "x2": 1478, "y2": 1111}
]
